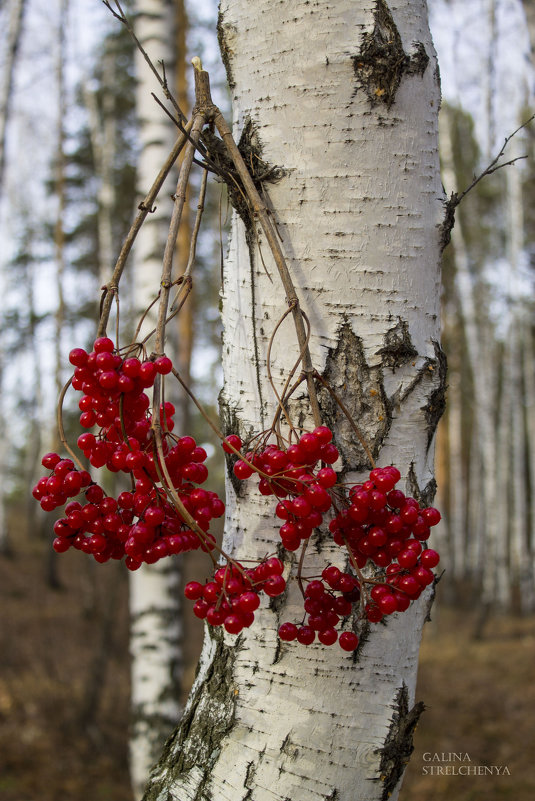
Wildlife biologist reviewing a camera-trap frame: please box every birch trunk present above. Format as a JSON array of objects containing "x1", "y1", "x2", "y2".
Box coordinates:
[
  {"x1": 0, "y1": 0, "x2": 26, "y2": 194},
  {"x1": 129, "y1": 2, "x2": 183, "y2": 797},
  {"x1": 144, "y1": 2, "x2": 445, "y2": 799},
  {"x1": 505, "y1": 136, "x2": 533, "y2": 612}
]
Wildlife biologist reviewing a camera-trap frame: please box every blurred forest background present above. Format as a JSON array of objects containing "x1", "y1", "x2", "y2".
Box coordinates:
[{"x1": 0, "y1": 0, "x2": 534, "y2": 799}]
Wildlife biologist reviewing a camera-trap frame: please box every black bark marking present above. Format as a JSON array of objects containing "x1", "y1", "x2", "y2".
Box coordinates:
[
  {"x1": 244, "y1": 760, "x2": 256, "y2": 789},
  {"x1": 352, "y1": 1, "x2": 429, "y2": 109},
  {"x1": 406, "y1": 463, "x2": 437, "y2": 508},
  {"x1": 218, "y1": 398, "x2": 250, "y2": 496},
  {"x1": 317, "y1": 323, "x2": 391, "y2": 471},
  {"x1": 245, "y1": 226, "x2": 266, "y2": 430},
  {"x1": 280, "y1": 732, "x2": 299, "y2": 760},
  {"x1": 377, "y1": 318, "x2": 417, "y2": 371},
  {"x1": 217, "y1": 11, "x2": 236, "y2": 91},
  {"x1": 142, "y1": 635, "x2": 238, "y2": 801},
  {"x1": 203, "y1": 117, "x2": 284, "y2": 228},
  {"x1": 439, "y1": 192, "x2": 458, "y2": 253},
  {"x1": 325, "y1": 790, "x2": 339, "y2": 801},
  {"x1": 376, "y1": 684, "x2": 425, "y2": 800},
  {"x1": 421, "y1": 341, "x2": 447, "y2": 449}
]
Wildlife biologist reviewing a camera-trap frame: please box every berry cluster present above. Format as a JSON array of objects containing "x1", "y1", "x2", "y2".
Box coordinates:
[
  {"x1": 34, "y1": 336, "x2": 441, "y2": 653},
  {"x1": 231, "y1": 427, "x2": 338, "y2": 550},
  {"x1": 32, "y1": 337, "x2": 224, "y2": 568},
  {"x1": 184, "y1": 557, "x2": 286, "y2": 635},
  {"x1": 230, "y1": 432, "x2": 441, "y2": 651}
]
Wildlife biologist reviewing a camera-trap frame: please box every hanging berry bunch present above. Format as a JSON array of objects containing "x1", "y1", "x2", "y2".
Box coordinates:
[
  {"x1": 32, "y1": 338, "x2": 224, "y2": 569},
  {"x1": 225, "y1": 428, "x2": 441, "y2": 651},
  {"x1": 33, "y1": 61, "x2": 441, "y2": 654}
]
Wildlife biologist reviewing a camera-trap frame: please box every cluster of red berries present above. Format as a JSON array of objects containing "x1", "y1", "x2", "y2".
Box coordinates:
[
  {"x1": 230, "y1": 427, "x2": 337, "y2": 550},
  {"x1": 32, "y1": 337, "x2": 224, "y2": 568},
  {"x1": 184, "y1": 557, "x2": 286, "y2": 635},
  {"x1": 34, "y1": 335, "x2": 441, "y2": 652},
  {"x1": 228, "y1": 430, "x2": 441, "y2": 651}
]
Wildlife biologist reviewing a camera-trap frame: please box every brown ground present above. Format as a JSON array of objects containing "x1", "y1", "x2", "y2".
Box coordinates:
[{"x1": 1, "y1": 524, "x2": 534, "y2": 801}]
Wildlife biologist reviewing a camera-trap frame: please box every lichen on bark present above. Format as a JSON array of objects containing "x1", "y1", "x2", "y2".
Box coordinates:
[
  {"x1": 142, "y1": 634, "x2": 239, "y2": 801},
  {"x1": 376, "y1": 683, "x2": 425, "y2": 800}
]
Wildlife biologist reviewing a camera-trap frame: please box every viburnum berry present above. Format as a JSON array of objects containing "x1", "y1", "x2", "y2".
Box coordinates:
[
  {"x1": 339, "y1": 631, "x2": 359, "y2": 651},
  {"x1": 222, "y1": 434, "x2": 242, "y2": 454}
]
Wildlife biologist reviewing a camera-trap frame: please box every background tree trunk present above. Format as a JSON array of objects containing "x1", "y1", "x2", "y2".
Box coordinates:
[
  {"x1": 143, "y1": 1, "x2": 445, "y2": 800},
  {"x1": 129, "y1": 2, "x2": 183, "y2": 797}
]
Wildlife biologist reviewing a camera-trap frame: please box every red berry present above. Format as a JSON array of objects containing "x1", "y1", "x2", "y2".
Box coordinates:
[
  {"x1": 42, "y1": 452, "x2": 61, "y2": 470},
  {"x1": 322, "y1": 565, "x2": 341, "y2": 588},
  {"x1": 378, "y1": 594, "x2": 397, "y2": 615},
  {"x1": 193, "y1": 599, "x2": 210, "y2": 619},
  {"x1": 320, "y1": 443, "x2": 339, "y2": 464},
  {"x1": 239, "y1": 592, "x2": 260, "y2": 612},
  {"x1": 69, "y1": 348, "x2": 88, "y2": 367},
  {"x1": 233, "y1": 460, "x2": 254, "y2": 480},
  {"x1": 296, "y1": 626, "x2": 315, "y2": 645},
  {"x1": 224, "y1": 614, "x2": 243, "y2": 634},
  {"x1": 222, "y1": 434, "x2": 242, "y2": 454},
  {"x1": 305, "y1": 580, "x2": 325, "y2": 600},
  {"x1": 318, "y1": 627, "x2": 338, "y2": 646},
  {"x1": 420, "y1": 549, "x2": 440, "y2": 568},
  {"x1": 264, "y1": 575, "x2": 286, "y2": 597},
  {"x1": 316, "y1": 467, "x2": 337, "y2": 488},
  {"x1": 421, "y1": 507, "x2": 441, "y2": 526},
  {"x1": 155, "y1": 355, "x2": 173, "y2": 375},
  {"x1": 313, "y1": 426, "x2": 332, "y2": 444},
  {"x1": 339, "y1": 631, "x2": 359, "y2": 651},
  {"x1": 93, "y1": 337, "x2": 114, "y2": 353},
  {"x1": 278, "y1": 622, "x2": 298, "y2": 641}
]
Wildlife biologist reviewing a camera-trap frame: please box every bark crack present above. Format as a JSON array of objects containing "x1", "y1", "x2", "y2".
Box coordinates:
[
  {"x1": 142, "y1": 635, "x2": 238, "y2": 801},
  {"x1": 376, "y1": 683, "x2": 425, "y2": 800}
]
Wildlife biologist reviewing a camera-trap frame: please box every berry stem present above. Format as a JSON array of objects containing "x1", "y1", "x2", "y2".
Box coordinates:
[
  {"x1": 213, "y1": 106, "x2": 322, "y2": 428},
  {"x1": 56, "y1": 377, "x2": 89, "y2": 472},
  {"x1": 97, "y1": 120, "x2": 194, "y2": 338}
]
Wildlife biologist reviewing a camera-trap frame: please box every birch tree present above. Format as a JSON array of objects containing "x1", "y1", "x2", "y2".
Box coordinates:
[
  {"x1": 129, "y1": 1, "x2": 183, "y2": 796},
  {"x1": 142, "y1": 1, "x2": 445, "y2": 799}
]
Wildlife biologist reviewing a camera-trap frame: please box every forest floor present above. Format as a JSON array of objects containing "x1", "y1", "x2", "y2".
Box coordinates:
[{"x1": 1, "y1": 525, "x2": 534, "y2": 801}]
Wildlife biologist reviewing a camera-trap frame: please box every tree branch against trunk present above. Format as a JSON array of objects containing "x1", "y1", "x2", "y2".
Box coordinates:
[{"x1": 143, "y1": 1, "x2": 445, "y2": 800}]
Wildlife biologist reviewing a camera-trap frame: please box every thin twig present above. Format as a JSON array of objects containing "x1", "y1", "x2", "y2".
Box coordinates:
[
  {"x1": 97, "y1": 122, "x2": 193, "y2": 336},
  {"x1": 154, "y1": 113, "x2": 206, "y2": 355},
  {"x1": 103, "y1": 0, "x2": 186, "y2": 123},
  {"x1": 212, "y1": 104, "x2": 322, "y2": 427},
  {"x1": 56, "y1": 378, "x2": 87, "y2": 471},
  {"x1": 447, "y1": 113, "x2": 535, "y2": 211}
]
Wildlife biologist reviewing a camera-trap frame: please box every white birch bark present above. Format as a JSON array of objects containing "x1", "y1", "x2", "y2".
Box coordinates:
[
  {"x1": 144, "y1": 2, "x2": 445, "y2": 799},
  {"x1": 0, "y1": 0, "x2": 26, "y2": 194},
  {"x1": 504, "y1": 136, "x2": 533, "y2": 612},
  {"x1": 129, "y1": 2, "x2": 183, "y2": 798},
  {"x1": 84, "y1": 49, "x2": 116, "y2": 287}
]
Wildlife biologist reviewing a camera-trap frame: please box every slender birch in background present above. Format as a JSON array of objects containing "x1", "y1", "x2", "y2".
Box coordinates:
[
  {"x1": 0, "y1": 0, "x2": 26, "y2": 195},
  {"x1": 143, "y1": 1, "x2": 446, "y2": 799},
  {"x1": 129, "y1": 1, "x2": 183, "y2": 797}
]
